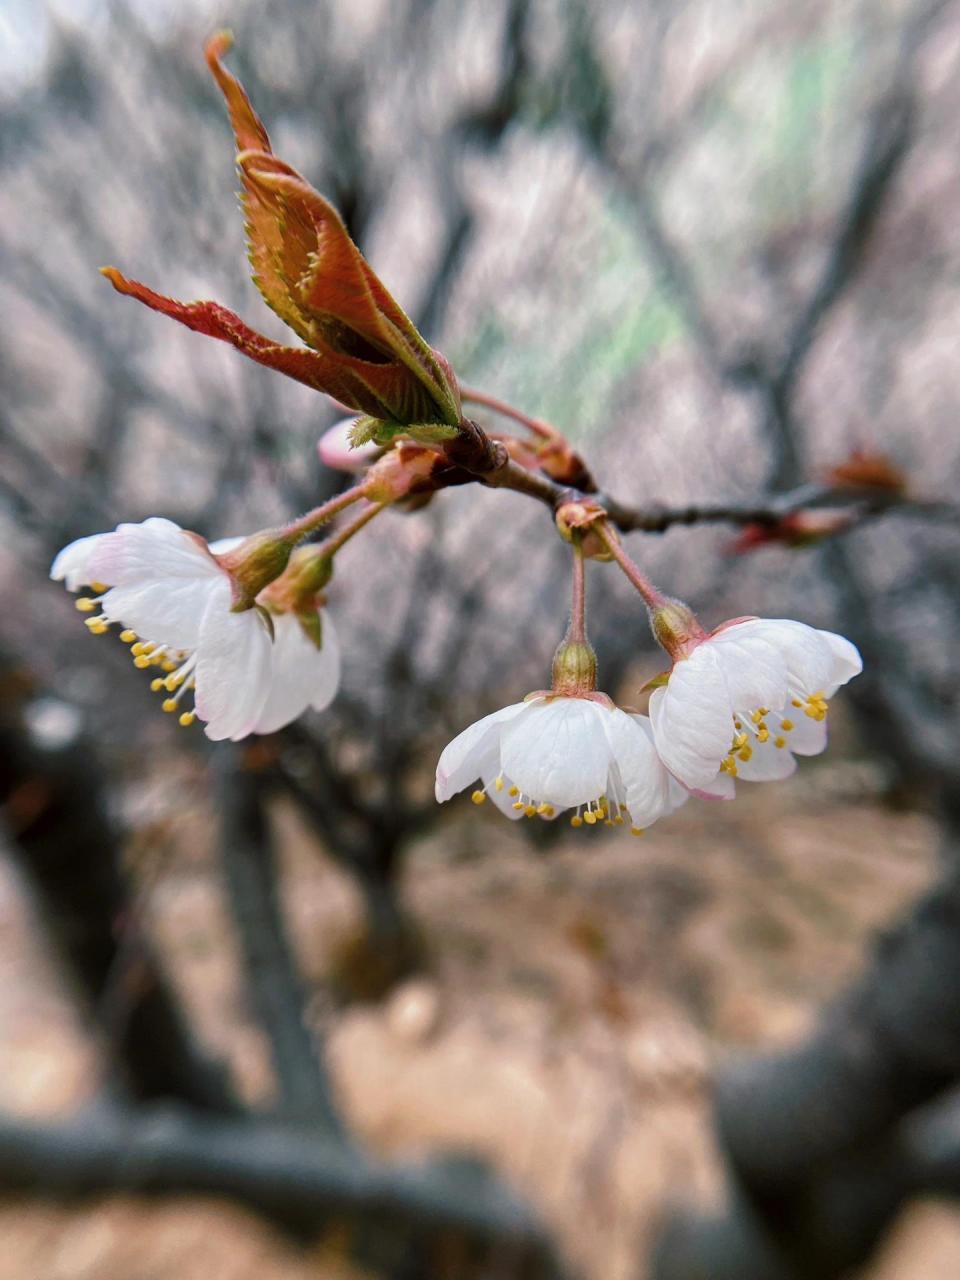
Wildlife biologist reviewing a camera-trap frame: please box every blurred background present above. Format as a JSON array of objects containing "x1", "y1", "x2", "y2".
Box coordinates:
[{"x1": 2, "y1": 0, "x2": 960, "y2": 1277}]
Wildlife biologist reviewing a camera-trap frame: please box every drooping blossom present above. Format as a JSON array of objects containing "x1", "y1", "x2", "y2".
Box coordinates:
[
  {"x1": 436, "y1": 694, "x2": 696, "y2": 833},
  {"x1": 50, "y1": 519, "x2": 339, "y2": 739},
  {"x1": 648, "y1": 617, "x2": 862, "y2": 791}
]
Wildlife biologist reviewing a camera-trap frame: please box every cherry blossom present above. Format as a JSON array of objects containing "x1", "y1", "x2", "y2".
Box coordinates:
[
  {"x1": 648, "y1": 617, "x2": 863, "y2": 791},
  {"x1": 436, "y1": 694, "x2": 694, "y2": 833},
  {"x1": 50, "y1": 518, "x2": 335, "y2": 740}
]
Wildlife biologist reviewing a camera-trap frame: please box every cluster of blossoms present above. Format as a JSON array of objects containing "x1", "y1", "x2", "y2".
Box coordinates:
[{"x1": 50, "y1": 34, "x2": 863, "y2": 834}]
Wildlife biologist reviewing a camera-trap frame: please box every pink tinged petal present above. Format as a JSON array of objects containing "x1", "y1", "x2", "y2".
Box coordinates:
[
  {"x1": 735, "y1": 736, "x2": 798, "y2": 782},
  {"x1": 318, "y1": 418, "x2": 382, "y2": 473},
  {"x1": 50, "y1": 533, "x2": 111, "y2": 591},
  {"x1": 649, "y1": 646, "x2": 737, "y2": 790},
  {"x1": 88, "y1": 517, "x2": 221, "y2": 587},
  {"x1": 252, "y1": 611, "x2": 341, "y2": 734},
  {"x1": 435, "y1": 702, "x2": 530, "y2": 802},
  {"x1": 499, "y1": 698, "x2": 609, "y2": 809},
  {"x1": 605, "y1": 710, "x2": 682, "y2": 828},
  {"x1": 194, "y1": 590, "x2": 274, "y2": 741},
  {"x1": 781, "y1": 713, "x2": 828, "y2": 756}
]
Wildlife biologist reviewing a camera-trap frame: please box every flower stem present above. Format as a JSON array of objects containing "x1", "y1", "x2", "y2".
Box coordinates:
[
  {"x1": 569, "y1": 536, "x2": 587, "y2": 644},
  {"x1": 283, "y1": 486, "x2": 366, "y2": 544},
  {"x1": 320, "y1": 501, "x2": 385, "y2": 558},
  {"x1": 594, "y1": 521, "x2": 668, "y2": 609},
  {"x1": 460, "y1": 385, "x2": 558, "y2": 440}
]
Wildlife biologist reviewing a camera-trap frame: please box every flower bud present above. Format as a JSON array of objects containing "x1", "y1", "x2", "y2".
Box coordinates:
[
  {"x1": 551, "y1": 638, "x2": 598, "y2": 696},
  {"x1": 554, "y1": 499, "x2": 613, "y2": 561},
  {"x1": 363, "y1": 442, "x2": 445, "y2": 504},
  {"x1": 318, "y1": 417, "x2": 384, "y2": 473}
]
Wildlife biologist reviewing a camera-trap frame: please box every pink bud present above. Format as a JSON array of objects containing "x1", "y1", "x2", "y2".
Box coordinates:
[{"x1": 317, "y1": 418, "x2": 383, "y2": 474}]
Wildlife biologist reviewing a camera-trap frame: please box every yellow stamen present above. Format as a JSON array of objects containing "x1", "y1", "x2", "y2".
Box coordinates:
[
  {"x1": 119, "y1": 630, "x2": 137, "y2": 644},
  {"x1": 630, "y1": 827, "x2": 645, "y2": 838},
  {"x1": 780, "y1": 719, "x2": 794, "y2": 732},
  {"x1": 774, "y1": 736, "x2": 786, "y2": 749},
  {"x1": 508, "y1": 785, "x2": 519, "y2": 798},
  {"x1": 512, "y1": 801, "x2": 525, "y2": 811},
  {"x1": 537, "y1": 803, "x2": 554, "y2": 817},
  {"x1": 75, "y1": 598, "x2": 96, "y2": 613},
  {"x1": 570, "y1": 814, "x2": 583, "y2": 828},
  {"x1": 150, "y1": 678, "x2": 164, "y2": 692},
  {"x1": 757, "y1": 727, "x2": 770, "y2": 744},
  {"x1": 178, "y1": 712, "x2": 196, "y2": 727},
  {"x1": 583, "y1": 810, "x2": 597, "y2": 826},
  {"x1": 90, "y1": 581, "x2": 108, "y2": 593},
  {"x1": 524, "y1": 804, "x2": 537, "y2": 817},
  {"x1": 738, "y1": 744, "x2": 753, "y2": 762},
  {"x1": 495, "y1": 776, "x2": 504, "y2": 792},
  {"x1": 471, "y1": 790, "x2": 486, "y2": 805},
  {"x1": 161, "y1": 698, "x2": 177, "y2": 713},
  {"x1": 133, "y1": 655, "x2": 151, "y2": 669}
]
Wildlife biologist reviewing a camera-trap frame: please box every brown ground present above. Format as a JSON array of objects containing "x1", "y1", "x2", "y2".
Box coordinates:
[{"x1": 0, "y1": 756, "x2": 958, "y2": 1280}]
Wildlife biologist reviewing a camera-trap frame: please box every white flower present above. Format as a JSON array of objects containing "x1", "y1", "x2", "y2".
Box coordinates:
[
  {"x1": 51, "y1": 519, "x2": 339, "y2": 740},
  {"x1": 648, "y1": 617, "x2": 863, "y2": 791},
  {"x1": 436, "y1": 694, "x2": 696, "y2": 833}
]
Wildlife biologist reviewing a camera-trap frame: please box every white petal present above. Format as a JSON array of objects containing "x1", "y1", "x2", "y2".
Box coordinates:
[
  {"x1": 252, "y1": 610, "x2": 341, "y2": 734},
  {"x1": 195, "y1": 591, "x2": 273, "y2": 741},
  {"x1": 89, "y1": 517, "x2": 220, "y2": 587},
  {"x1": 435, "y1": 702, "x2": 530, "y2": 802},
  {"x1": 738, "y1": 619, "x2": 854, "y2": 697},
  {"x1": 208, "y1": 535, "x2": 245, "y2": 555},
  {"x1": 736, "y1": 737, "x2": 798, "y2": 782},
  {"x1": 649, "y1": 646, "x2": 736, "y2": 789},
  {"x1": 820, "y1": 630, "x2": 863, "y2": 696},
  {"x1": 781, "y1": 713, "x2": 828, "y2": 756},
  {"x1": 500, "y1": 698, "x2": 610, "y2": 808},
  {"x1": 604, "y1": 711, "x2": 681, "y2": 828},
  {"x1": 708, "y1": 621, "x2": 789, "y2": 711},
  {"x1": 50, "y1": 533, "x2": 110, "y2": 591},
  {"x1": 101, "y1": 577, "x2": 218, "y2": 650},
  {"x1": 689, "y1": 771, "x2": 737, "y2": 800}
]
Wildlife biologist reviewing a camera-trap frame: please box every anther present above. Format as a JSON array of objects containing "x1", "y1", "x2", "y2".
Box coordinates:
[
  {"x1": 75, "y1": 598, "x2": 96, "y2": 613},
  {"x1": 471, "y1": 789, "x2": 486, "y2": 805},
  {"x1": 524, "y1": 804, "x2": 537, "y2": 818},
  {"x1": 161, "y1": 698, "x2": 177, "y2": 713},
  {"x1": 120, "y1": 630, "x2": 137, "y2": 644},
  {"x1": 133, "y1": 655, "x2": 152, "y2": 669},
  {"x1": 570, "y1": 814, "x2": 583, "y2": 828},
  {"x1": 774, "y1": 736, "x2": 786, "y2": 749},
  {"x1": 495, "y1": 776, "x2": 505, "y2": 792},
  {"x1": 508, "y1": 785, "x2": 520, "y2": 798},
  {"x1": 512, "y1": 800, "x2": 525, "y2": 811},
  {"x1": 150, "y1": 678, "x2": 165, "y2": 693},
  {"x1": 178, "y1": 712, "x2": 197, "y2": 727},
  {"x1": 583, "y1": 810, "x2": 597, "y2": 826},
  {"x1": 630, "y1": 827, "x2": 645, "y2": 837},
  {"x1": 780, "y1": 719, "x2": 794, "y2": 731}
]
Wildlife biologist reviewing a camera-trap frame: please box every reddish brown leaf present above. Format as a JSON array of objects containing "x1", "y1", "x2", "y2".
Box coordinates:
[
  {"x1": 201, "y1": 33, "x2": 460, "y2": 426},
  {"x1": 101, "y1": 269, "x2": 449, "y2": 422}
]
